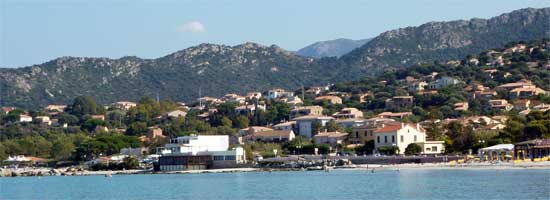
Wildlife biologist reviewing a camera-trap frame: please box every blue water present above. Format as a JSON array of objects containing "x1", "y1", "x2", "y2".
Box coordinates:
[{"x1": 1, "y1": 169, "x2": 549, "y2": 200}]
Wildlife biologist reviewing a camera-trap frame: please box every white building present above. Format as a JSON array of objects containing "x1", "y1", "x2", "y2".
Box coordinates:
[
  {"x1": 374, "y1": 123, "x2": 444, "y2": 155},
  {"x1": 19, "y1": 115, "x2": 33, "y2": 123},
  {"x1": 266, "y1": 89, "x2": 294, "y2": 99},
  {"x1": 158, "y1": 135, "x2": 246, "y2": 171},
  {"x1": 428, "y1": 76, "x2": 460, "y2": 89},
  {"x1": 164, "y1": 135, "x2": 230, "y2": 155}
]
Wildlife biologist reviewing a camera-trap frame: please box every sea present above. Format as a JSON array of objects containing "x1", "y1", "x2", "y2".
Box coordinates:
[{"x1": 1, "y1": 169, "x2": 549, "y2": 200}]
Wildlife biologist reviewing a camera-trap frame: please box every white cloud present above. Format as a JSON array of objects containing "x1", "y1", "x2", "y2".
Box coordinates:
[{"x1": 177, "y1": 21, "x2": 206, "y2": 33}]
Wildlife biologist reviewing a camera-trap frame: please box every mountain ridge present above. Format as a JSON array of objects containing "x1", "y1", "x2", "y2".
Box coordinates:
[{"x1": 1, "y1": 7, "x2": 549, "y2": 108}]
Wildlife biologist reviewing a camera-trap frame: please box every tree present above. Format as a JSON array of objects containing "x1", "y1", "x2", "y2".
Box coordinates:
[
  {"x1": 404, "y1": 143, "x2": 422, "y2": 155},
  {"x1": 126, "y1": 122, "x2": 148, "y2": 136},
  {"x1": 50, "y1": 138, "x2": 76, "y2": 160},
  {"x1": 122, "y1": 156, "x2": 140, "y2": 169},
  {"x1": 221, "y1": 117, "x2": 233, "y2": 127},
  {"x1": 234, "y1": 115, "x2": 249, "y2": 129},
  {"x1": 81, "y1": 119, "x2": 107, "y2": 132},
  {"x1": 69, "y1": 96, "x2": 105, "y2": 118}
]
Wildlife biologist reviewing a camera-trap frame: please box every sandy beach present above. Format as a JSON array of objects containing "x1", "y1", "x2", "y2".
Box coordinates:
[{"x1": 3, "y1": 161, "x2": 550, "y2": 177}]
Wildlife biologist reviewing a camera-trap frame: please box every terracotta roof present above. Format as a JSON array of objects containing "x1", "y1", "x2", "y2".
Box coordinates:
[{"x1": 374, "y1": 124, "x2": 402, "y2": 133}]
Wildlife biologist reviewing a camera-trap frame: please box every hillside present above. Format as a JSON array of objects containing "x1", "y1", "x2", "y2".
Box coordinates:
[
  {"x1": 341, "y1": 7, "x2": 550, "y2": 74},
  {"x1": 295, "y1": 38, "x2": 371, "y2": 58},
  {"x1": 0, "y1": 7, "x2": 549, "y2": 108},
  {"x1": 0, "y1": 43, "x2": 346, "y2": 108}
]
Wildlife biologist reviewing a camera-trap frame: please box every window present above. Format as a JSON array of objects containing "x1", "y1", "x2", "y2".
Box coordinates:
[
  {"x1": 377, "y1": 136, "x2": 380, "y2": 143},
  {"x1": 355, "y1": 132, "x2": 359, "y2": 138},
  {"x1": 391, "y1": 135, "x2": 395, "y2": 143},
  {"x1": 432, "y1": 146, "x2": 438, "y2": 152},
  {"x1": 213, "y1": 156, "x2": 224, "y2": 161},
  {"x1": 414, "y1": 135, "x2": 417, "y2": 142},
  {"x1": 400, "y1": 135, "x2": 404, "y2": 142},
  {"x1": 225, "y1": 155, "x2": 236, "y2": 160},
  {"x1": 384, "y1": 136, "x2": 387, "y2": 143},
  {"x1": 364, "y1": 131, "x2": 368, "y2": 137}
]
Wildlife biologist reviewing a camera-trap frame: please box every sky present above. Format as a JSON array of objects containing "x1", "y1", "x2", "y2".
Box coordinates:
[{"x1": 1, "y1": 0, "x2": 549, "y2": 68}]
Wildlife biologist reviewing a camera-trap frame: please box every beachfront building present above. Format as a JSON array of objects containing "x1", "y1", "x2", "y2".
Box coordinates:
[
  {"x1": 157, "y1": 135, "x2": 246, "y2": 171},
  {"x1": 373, "y1": 123, "x2": 444, "y2": 155},
  {"x1": 313, "y1": 131, "x2": 349, "y2": 148},
  {"x1": 478, "y1": 144, "x2": 514, "y2": 161},
  {"x1": 349, "y1": 118, "x2": 397, "y2": 145},
  {"x1": 514, "y1": 139, "x2": 550, "y2": 161}
]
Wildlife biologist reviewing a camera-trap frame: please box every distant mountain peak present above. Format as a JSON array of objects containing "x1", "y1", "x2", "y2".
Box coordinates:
[{"x1": 295, "y1": 38, "x2": 371, "y2": 58}]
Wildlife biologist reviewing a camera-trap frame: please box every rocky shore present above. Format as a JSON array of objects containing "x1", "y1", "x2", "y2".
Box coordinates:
[{"x1": 3, "y1": 161, "x2": 550, "y2": 178}]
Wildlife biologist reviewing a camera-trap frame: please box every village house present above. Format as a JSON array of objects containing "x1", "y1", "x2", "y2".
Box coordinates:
[
  {"x1": 19, "y1": 114, "x2": 33, "y2": 123},
  {"x1": 222, "y1": 93, "x2": 246, "y2": 104},
  {"x1": 1, "y1": 106, "x2": 15, "y2": 114},
  {"x1": 454, "y1": 102, "x2": 469, "y2": 111},
  {"x1": 198, "y1": 96, "x2": 223, "y2": 105},
  {"x1": 139, "y1": 127, "x2": 166, "y2": 142},
  {"x1": 496, "y1": 79, "x2": 535, "y2": 90},
  {"x1": 266, "y1": 88, "x2": 294, "y2": 99},
  {"x1": 313, "y1": 131, "x2": 349, "y2": 148},
  {"x1": 290, "y1": 106, "x2": 323, "y2": 118},
  {"x1": 111, "y1": 101, "x2": 137, "y2": 111},
  {"x1": 489, "y1": 99, "x2": 513, "y2": 111},
  {"x1": 244, "y1": 130, "x2": 295, "y2": 143},
  {"x1": 471, "y1": 90, "x2": 497, "y2": 99},
  {"x1": 335, "y1": 118, "x2": 366, "y2": 128},
  {"x1": 428, "y1": 76, "x2": 460, "y2": 89},
  {"x1": 293, "y1": 115, "x2": 334, "y2": 138},
  {"x1": 513, "y1": 99, "x2": 531, "y2": 111},
  {"x1": 90, "y1": 115, "x2": 105, "y2": 121},
  {"x1": 478, "y1": 123, "x2": 506, "y2": 131},
  {"x1": 35, "y1": 116, "x2": 51, "y2": 126},
  {"x1": 239, "y1": 126, "x2": 274, "y2": 136},
  {"x1": 164, "y1": 110, "x2": 187, "y2": 118},
  {"x1": 235, "y1": 104, "x2": 266, "y2": 115},
  {"x1": 246, "y1": 92, "x2": 262, "y2": 100},
  {"x1": 533, "y1": 103, "x2": 550, "y2": 112},
  {"x1": 279, "y1": 96, "x2": 303, "y2": 106},
  {"x1": 407, "y1": 81, "x2": 428, "y2": 93},
  {"x1": 332, "y1": 107, "x2": 363, "y2": 119},
  {"x1": 305, "y1": 86, "x2": 325, "y2": 95},
  {"x1": 349, "y1": 119, "x2": 397, "y2": 145},
  {"x1": 509, "y1": 87, "x2": 546, "y2": 98},
  {"x1": 374, "y1": 123, "x2": 444, "y2": 155},
  {"x1": 385, "y1": 96, "x2": 414, "y2": 109},
  {"x1": 482, "y1": 69, "x2": 498, "y2": 79},
  {"x1": 377, "y1": 112, "x2": 413, "y2": 119},
  {"x1": 315, "y1": 95, "x2": 343, "y2": 104},
  {"x1": 272, "y1": 121, "x2": 296, "y2": 131}
]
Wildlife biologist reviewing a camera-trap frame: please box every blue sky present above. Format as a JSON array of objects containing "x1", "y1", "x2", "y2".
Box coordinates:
[{"x1": 1, "y1": 0, "x2": 549, "y2": 68}]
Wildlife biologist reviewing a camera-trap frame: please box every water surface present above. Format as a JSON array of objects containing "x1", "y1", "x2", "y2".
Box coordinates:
[{"x1": 1, "y1": 169, "x2": 549, "y2": 200}]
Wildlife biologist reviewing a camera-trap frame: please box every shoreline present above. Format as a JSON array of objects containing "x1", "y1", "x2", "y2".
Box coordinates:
[{"x1": 3, "y1": 161, "x2": 550, "y2": 177}]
